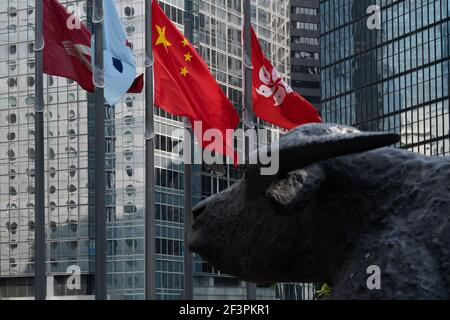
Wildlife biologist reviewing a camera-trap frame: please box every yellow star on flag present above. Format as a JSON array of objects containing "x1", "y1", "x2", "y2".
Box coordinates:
[
  {"x1": 184, "y1": 52, "x2": 193, "y2": 62},
  {"x1": 182, "y1": 38, "x2": 189, "y2": 47},
  {"x1": 180, "y1": 66, "x2": 189, "y2": 77},
  {"x1": 155, "y1": 25, "x2": 171, "y2": 51}
]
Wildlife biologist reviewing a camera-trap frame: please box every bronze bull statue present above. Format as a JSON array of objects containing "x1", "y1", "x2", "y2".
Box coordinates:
[{"x1": 188, "y1": 123, "x2": 450, "y2": 299}]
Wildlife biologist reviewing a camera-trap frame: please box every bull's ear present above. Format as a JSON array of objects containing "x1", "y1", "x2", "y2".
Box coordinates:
[
  {"x1": 266, "y1": 164, "x2": 325, "y2": 215},
  {"x1": 251, "y1": 123, "x2": 400, "y2": 174}
]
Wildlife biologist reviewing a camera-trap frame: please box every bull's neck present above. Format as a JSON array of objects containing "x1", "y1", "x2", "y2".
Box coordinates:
[{"x1": 312, "y1": 153, "x2": 398, "y2": 283}]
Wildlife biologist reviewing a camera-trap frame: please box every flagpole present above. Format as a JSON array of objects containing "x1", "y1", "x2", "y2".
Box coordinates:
[
  {"x1": 92, "y1": 0, "x2": 107, "y2": 300},
  {"x1": 243, "y1": 0, "x2": 257, "y2": 301},
  {"x1": 183, "y1": 115, "x2": 194, "y2": 300},
  {"x1": 183, "y1": 127, "x2": 194, "y2": 300},
  {"x1": 182, "y1": 0, "x2": 194, "y2": 301},
  {"x1": 145, "y1": 0, "x2": 156, "y2": 300},
  {"x1": 34, "y1": 0, "x2": 46, "y2": 301}
]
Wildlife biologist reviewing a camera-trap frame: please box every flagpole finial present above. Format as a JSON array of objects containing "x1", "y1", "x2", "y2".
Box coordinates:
[
  {"x1": 243, "y1": 110, "x2": 256, "y2": 129},
  {"x1": 183, "y1": 118, "x2": 192, "y2": 129},
  {"x1": 34, "y1": 37, "x2": 45, "y2": 52},
  {"x1": 92, "y1": 0, "x2": 104, "y2": 89},
  {"x1": 242, "y1": 0, "x2": 255, "y2": 132},
  {"x1": 93, "y1": 66, "x2": 105, "y2": 88},
  {"x1": 34, "y1": 0, "x2": 45, "y2": 114},
  {"x1": 92, "y1": 0, "x2": 104, "y2": 23},
  {"x1": 145, "y1": 129, "x2": 155, "y2": 141},
  {"x1": 34, "y1": 95, "x2": 45, "y2": 113},
  {"x1": 144, "y1": 56, "x2": 154, "y2": 68},
  {"x1": 243, "y1": 52, "x2": 253, "y2": 70}
]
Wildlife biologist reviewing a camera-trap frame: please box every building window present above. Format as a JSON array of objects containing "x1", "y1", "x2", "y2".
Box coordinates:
[
  {"x1": 292, "y1": 36, "x2": 319, "y2": 46},
  {"x1": 303, "y1": 96, "x2": 321, "y2": 104},
  {"x1": 292, "y1": 65, "x2": 320, "y2": 75},
  {"x1": 292, "y1": 50, "x2": 319, "y2": 60},
  {"x1": 291, "y1": 6, "x2": 318, "y2": 16},
  {"x1": 293, "y1": 22, "x2": 319, "y2": 31},
  {"x1": 292, "y1": 80, "x2": 321, "y2": 89}
]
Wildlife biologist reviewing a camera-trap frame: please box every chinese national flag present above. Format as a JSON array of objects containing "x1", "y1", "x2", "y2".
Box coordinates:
[
  {"x1": 43, "y1": 0, "x2": 143, "y2": 95},
  {"x1": 152, "y1": 0, "x2": 240, "y2": 162},
  {"x1": 251, "y1": 27, "x2": 321, "y2": 129}
]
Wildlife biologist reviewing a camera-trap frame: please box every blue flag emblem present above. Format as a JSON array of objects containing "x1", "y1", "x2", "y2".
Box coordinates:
[
  {"x1": 97, "y1": 0, "x2": 137, "y2": 106},
  {"x1": 112, "y1": 57, "x2": 123, "y2": 73}
]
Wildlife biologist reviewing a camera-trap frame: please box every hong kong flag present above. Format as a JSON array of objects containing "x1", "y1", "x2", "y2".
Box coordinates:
[
  {"x1": 43, "y1": 0, "x2": 143, "y2": 97},
  {"x1": 251, "y1": 27, "x2": 321, "y2": 129}
]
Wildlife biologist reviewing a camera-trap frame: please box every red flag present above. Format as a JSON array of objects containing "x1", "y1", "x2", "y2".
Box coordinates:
[
  {"x1": 43, "y1": 0, "x2": 143, "y2": 94},
  {"x1": 251, "y1": 27, "x2": 321, "y2": 129},
  {"x1": 152, "y1": 0, "x2": 239, "y2": 162}
]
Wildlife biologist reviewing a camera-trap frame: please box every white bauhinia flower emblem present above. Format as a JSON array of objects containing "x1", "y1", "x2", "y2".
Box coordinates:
[{"x1": 256, "y1": 66, "x2": 293, "y2": 106}]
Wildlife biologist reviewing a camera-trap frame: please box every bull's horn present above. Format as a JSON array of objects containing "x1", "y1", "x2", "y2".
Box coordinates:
[{"x1": 249, "y1": 123, "x2": 400, "y2": 173}]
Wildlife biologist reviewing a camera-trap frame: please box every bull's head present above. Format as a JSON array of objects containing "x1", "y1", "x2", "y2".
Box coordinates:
[{"x1": 188, "y1": 123, "x2": 400, "y2": 284}]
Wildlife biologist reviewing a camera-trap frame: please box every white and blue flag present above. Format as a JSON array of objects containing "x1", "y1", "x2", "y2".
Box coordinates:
[{"x1": 98, "y1": 0, "x2": 137, "y2": 106}]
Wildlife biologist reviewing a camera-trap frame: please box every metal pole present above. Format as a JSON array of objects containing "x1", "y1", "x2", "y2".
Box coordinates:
[
  {"x1": 243, "y1": 0, "x2": 255, "y2": 130},
  {"x1": 92, "y1": 0, "x2": 107, "y2": 300},
  {"x1": 183, "y1": 123, "x2": 194, "y2": 300},
  {"x1": 182, "y1": 0, "x2": 194, "y2": 301},
  {"x1": 34, "y1": 0, "x2": 46, "y2": 301},
  {"x1": 145, "y1": 0, "x2": 156, "y2": 300},
  {"x1": 243, "y1": 0, "x2": 257, "y2": 301},
  {"x1": 183, "y1": 120, "x2": 194, "y2": 301}
]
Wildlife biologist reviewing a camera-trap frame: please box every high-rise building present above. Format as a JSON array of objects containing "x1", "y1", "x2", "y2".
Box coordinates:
[
  {"x1": 290, "y1": 0, "x2": 321, "y2": 112},
  {"x1": 0, "y1": 0, "x2": 291, "y2": 300},
  {"x1": 191, "y1": 0, "x2": 290, "y2": 300},
  {"x1": 320, "y1": 0, "x2": 450, "y2": 156},
  {"x1": 1, "y1": 0, "x2": 96, "y2": 299}
]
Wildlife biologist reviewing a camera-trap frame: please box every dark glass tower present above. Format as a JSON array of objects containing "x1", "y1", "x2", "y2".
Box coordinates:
[
  {"x1": 290, "y1": 0, "x2": 322, "y2": 112},
  {"x1": 321, "y1": 0, "x2": 450, "y2": 156}
]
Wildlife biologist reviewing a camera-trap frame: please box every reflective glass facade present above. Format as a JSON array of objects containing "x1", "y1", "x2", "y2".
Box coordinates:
[
  {"x1": 321, "y1": 0, "x2": 450, "y2": 155},
  {"x1": 192, "y1": 0, "x2": 288, "y2": 300},
  {"x1": 0, "y1": 0, "x2": 94, "y2": 298},
  {"x1": 0, "y1": 0, "x2": 289, "y2": 300}
]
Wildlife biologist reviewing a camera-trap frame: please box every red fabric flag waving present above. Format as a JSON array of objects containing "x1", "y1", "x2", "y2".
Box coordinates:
[
  {"x1": 43, "y1": 0, "x2": 143, "y2": 94},
  {"x1": 251, "y1": 28, "x2": 321, "y2": 129},
  {"x1": 152, "y1": 0, "x2": 239, "y2": 161}
]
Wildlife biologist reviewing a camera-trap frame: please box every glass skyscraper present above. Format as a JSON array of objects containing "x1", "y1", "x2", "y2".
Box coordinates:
[
  {"x1": 0, "y1": 0, "x2": 290, "y2": 300},
  {"x1": 320, "y1": 0, "x2": 450, "y2": 156},
  {"x1": 290, "y1": 0, "x2": 321, "y2": 111},
  {"x1": 1, "y1": 0, "x2": 95, "y2": 298}
]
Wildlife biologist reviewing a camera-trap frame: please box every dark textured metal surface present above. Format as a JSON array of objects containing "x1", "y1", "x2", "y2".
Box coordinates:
[{"x1": 188, "y1": 123, "x2": 450, "y2": 299}]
